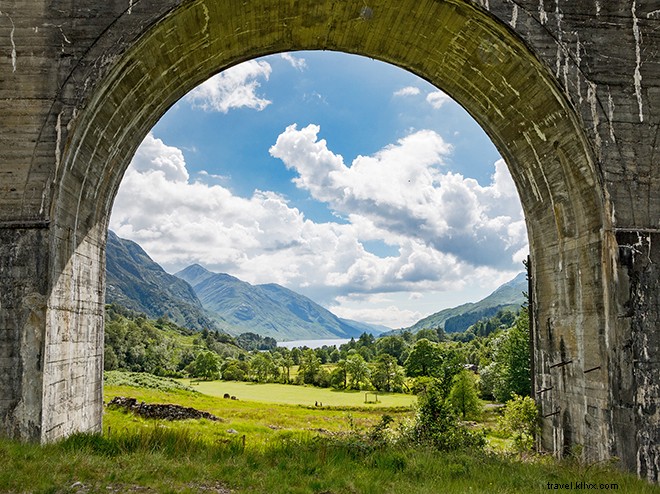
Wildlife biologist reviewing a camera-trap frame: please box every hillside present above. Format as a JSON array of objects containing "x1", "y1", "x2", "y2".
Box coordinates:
[
  {"x1": 105, "y1": 231, "x2": 221, "y2": 332},
  {"x1": 399, "y1": 272, "x2": 527, "y2": 334},
  {"x1": 176, "y1": 264, "x2": 383, "y2": 340}
]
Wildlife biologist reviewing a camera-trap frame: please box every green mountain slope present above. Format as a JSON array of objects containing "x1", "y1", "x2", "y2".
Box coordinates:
[
  {"x1": 398, "y1": 272, "x2": 527, "y2": 334},
  {"x1": 105, "y1": 231, "x2": 221, "y2": 332},
  {"x1": 176, "y1": 264, "x2": 385, "y2": 340}
]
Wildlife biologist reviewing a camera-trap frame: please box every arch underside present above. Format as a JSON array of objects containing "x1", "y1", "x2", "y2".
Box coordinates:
[{"x1": 45, "y1": 0, "x2": 618, "y2": 467}]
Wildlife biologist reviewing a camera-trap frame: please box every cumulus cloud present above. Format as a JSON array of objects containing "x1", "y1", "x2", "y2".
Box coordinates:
[
  {"x1": 184, "y1": 60, "x2": 272, "y2": 113},
  {"x1": 269, "y1": 124, "x2": 527, "y2": 269},
  {"x1": 426, "y1": 90, "x2": 451, "y2": 109},
  {"x1": 394, "y1": 86, "x2": 421, "y2": 97},
  {"x1": 280, "y1": 53, "x2": 307, "y2": 70},
  {"x1": 130, "y1": 134, "x2": 189, "y2": 183}
]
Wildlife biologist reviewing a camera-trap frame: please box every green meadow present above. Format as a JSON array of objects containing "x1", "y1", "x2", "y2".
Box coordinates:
[
  {"x1": 183, "y1": 379, "x2": 416, "y2": 408},
  {"x1": 0, "y1": 373, "x2": 658, "y2": 494}
]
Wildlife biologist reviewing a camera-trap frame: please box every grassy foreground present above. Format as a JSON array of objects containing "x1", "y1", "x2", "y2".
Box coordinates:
[{"x1": 0, "y1": 377, "x2": 658, "y2": 493}]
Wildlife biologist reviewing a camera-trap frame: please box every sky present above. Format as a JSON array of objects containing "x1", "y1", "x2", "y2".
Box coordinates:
[{"x1": 110, "y1": 50, "x2": 528, "y2": 330}]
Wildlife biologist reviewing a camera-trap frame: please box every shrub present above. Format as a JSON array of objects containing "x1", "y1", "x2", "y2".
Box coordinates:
[
  {"x1": 499, "y1": 393, "x2": 539, "y2": 452},
  {"x1": 405, "y1": 379, "x2": 485, "y2": 451}
]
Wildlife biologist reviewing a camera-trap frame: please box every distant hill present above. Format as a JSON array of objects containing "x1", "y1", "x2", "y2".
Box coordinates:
[
  {"x1": 339, "y1": 318, "x2": 392, "y2": 336},
  {"x1": 105, "y1": 231, "x2": 221, "y2": 332},
  {"x1": 395, "y1": 272, "x2": 527, "y2": 335},
  {"x1": 176, "y1": 264, "x2": 387, "y2": 340}
]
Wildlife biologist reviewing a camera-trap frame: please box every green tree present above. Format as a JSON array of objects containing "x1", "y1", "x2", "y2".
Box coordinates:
[
  {"x1": 330, "y1": 359, "x2": 348, "y2": 389},
  {"x1": 449, "y1": 369, "x2": 481, "y2": 419},
  {"x1": 250, "y1": 352, "x2": 279, "y2": 382},
  {"x1": 104, "y1": 346, "x2": 119, "y2": 371},
  {"x1": 297, "y1": 349, "x2": 322, "y2": 385},
  {"x1": 405, "y1": 339, "x2": 462, "y2": 399},
  {"x1": 346, "y1": 353, "x2": 371, "y2": 389},
  {"x1": 415, "y1": 328, "x2": 439, "y2": 342},
  {"x1": 188, "y1": 351, "x2": 221, "y2": 380},
  {"x1": 478, "y1": 361, "x2": 497, "y2": 399},
  {"x1": 407, "y1": 379, "x2": 486, "y2": 451},
  {"x1": 491, "y1": 308, "x2": 531, "y2": 402},
  {"x1": 404, "y1": 339, "x2": 443, "y2": 377},
  {"x1": 375, "y1": 335, "x2": 408, "y2": 364},
  {"x1": 371, "y1": 354, "x2": 405, "y2": 392},
  {"x1": 329, "y1": 348, "x2": 341, "y2": 363},
  {"x1": 221, "y1": 359, "x2": 249, "y2": 381},
  {"x1": 290, "y1": 347, "x2": 302, "y2": 365},
  {"x1": 280, "y1": 355, "x2": 294, "y2": 383},
  {"x1": 358, "y1": 332, "x2": 375, "y2": 347}
]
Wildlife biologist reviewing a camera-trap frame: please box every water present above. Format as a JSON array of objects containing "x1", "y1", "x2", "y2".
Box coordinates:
[{"x1": 277, "y1": 338, "x2": 351, "y2": 349}]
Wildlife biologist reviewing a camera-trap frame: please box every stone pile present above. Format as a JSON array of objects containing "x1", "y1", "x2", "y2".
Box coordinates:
[{"x1": 107, "y1": 396, "x2": 222, "y2": 421}]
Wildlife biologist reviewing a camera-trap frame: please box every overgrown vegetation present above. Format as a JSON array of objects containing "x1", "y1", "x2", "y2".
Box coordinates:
[
  {"x1": 500, "y1": 393, "x2": 540, "y2": 452},
  {"x1": 1, "y1": 373, "x2": 657, "y2": 494},
  {"x1": 104, "y1": 370, "x2": 197, "y2": 393}
]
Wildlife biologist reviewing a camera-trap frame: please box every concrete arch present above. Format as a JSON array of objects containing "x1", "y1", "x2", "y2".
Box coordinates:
[
  {"x1": 56, "y1": 0, "x2": 610, "y2": 454},
  {"x1": 2, "y1": 0, "x2": 657, "y2": 481}
]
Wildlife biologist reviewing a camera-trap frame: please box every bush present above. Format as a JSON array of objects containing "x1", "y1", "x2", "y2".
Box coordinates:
[
  {"x1": 405, "y1": 379, "x2": 485, "y2": 451},
  {"x1": 499, "y1": 393, "x2": 539, "y2": 452}
]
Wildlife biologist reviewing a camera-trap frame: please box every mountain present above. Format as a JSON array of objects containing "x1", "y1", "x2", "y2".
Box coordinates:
[
  {"x1": 339, "y1": 318, "x2": 392, "y2": 336},
  {"x1": 176, "y1": 264, "x2": 386, "y2": 340},
  {"x1": 105, "y1": 231, "x2": 221, "y2": 332},
  {"x1": 397, "y1": 272, "x2": 528, "y2": 334}
]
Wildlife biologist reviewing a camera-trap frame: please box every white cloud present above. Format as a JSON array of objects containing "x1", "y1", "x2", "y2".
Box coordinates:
[
  {"x1": 198, "y1": 170, "x2": 230, "y2": 182},
  {"x1": 280, "y1": 53, "x2": 307, "y2": 70},
  {"x1": 184, "y1": 60, "x2": 272, "y2": 113},
  {"x1": 394, "y1": 86, "x2": 420, "y2": 97},
  {"x1": 130, "y1": 133, "x2": 189, "y2": 183},
  {"x1": 426, "y1": 90, "x2": 451, "y2": 109},
  {"x1": 269, "y1": 124, "x2": 527, "y2": 269},
  {"x1": 329, "y1": 302, "x2": 422, "y2": 329}
]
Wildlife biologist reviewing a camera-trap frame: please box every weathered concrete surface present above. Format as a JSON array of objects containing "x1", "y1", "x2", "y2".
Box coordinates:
[{"x1": 0, "y1": 0, "x2": 658, "y2": 481}]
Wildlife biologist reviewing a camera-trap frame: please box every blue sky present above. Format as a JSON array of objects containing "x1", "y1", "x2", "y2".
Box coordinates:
[{"x1": 110, "y1": 51, "x2": 527, "y2": 329}]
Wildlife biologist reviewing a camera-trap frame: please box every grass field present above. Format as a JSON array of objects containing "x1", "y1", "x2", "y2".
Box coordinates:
[
  {"x1": 1, "y1": 373, "x2": 659, "y2": 493},
  {"x1": 183, "y1": 379, "x2": 416, "y2": 408},
  {"x1": 102, "y1": 383, "x2": 408, "y2": 444}
]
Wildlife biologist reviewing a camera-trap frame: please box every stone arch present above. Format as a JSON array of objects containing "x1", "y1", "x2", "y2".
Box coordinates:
[{"x1": 36, "y1": 0, "x2": 616, "y2": 466}]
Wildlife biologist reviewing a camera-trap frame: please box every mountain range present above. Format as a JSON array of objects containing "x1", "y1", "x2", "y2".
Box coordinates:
[
  {"x1": 105, "y1": 231, "x2": 384, "y2": 340},
  {"x1": 394, "y1": 272, "x2": 527, "y2": 335},
  {"x1": 175, "y1": 264, "x2": 371, "y2": 340},
  {"x1": 105, "y1": 231, "x2": 526, "y2": 340}
]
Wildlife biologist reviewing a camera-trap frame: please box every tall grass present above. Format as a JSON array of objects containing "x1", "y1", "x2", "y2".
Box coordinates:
[
  {"x1": 1, "y1": 374, "x2": 658, "y2": 493},
  {"x1": 2, "y1": 427, "x2": 658, "y2": 494}
]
